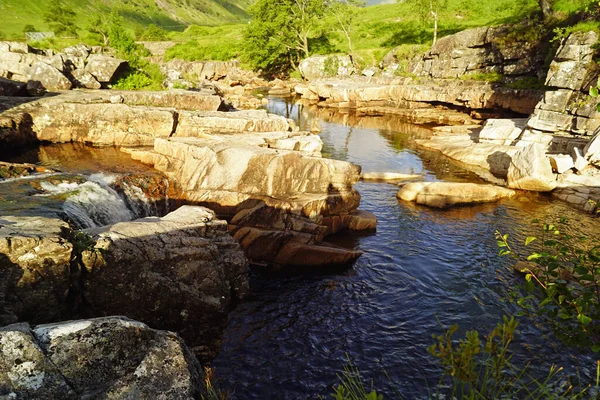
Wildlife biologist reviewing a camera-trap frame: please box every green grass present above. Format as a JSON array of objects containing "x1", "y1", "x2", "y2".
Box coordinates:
[{"x1": 0, "y1": 0, "x2": 252, "y2": 40}]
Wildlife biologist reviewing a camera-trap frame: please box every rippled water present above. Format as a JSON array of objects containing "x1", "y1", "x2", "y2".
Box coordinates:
[{"x1": 210, "y1": 99, "x2": 599, "y2": 399}]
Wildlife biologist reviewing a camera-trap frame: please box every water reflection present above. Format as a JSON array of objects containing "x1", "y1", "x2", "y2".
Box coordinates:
[{"x1": 212, "y1": 97, "x2": 600, "y2": 399}]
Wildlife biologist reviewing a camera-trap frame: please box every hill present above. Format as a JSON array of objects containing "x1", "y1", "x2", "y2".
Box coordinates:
[{"x1": 0, "y1": 0, "x2": 252, "y2": 38}]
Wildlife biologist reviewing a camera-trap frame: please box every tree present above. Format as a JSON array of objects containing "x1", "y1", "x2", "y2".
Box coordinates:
[
  {"x1": 406, "y1": 0, "x2": 448, "y2": 46},
  {"x1": 87, "y1": 14, "x2": 110, "y2": 46},
  {"x1": 244, "y1": 0, "x2": 328, "y2": 75},
  {"x1": 43, "y1": 0, "x2": 78, "y2": 37},
  {"x1": 537, "y1": 0, "x2": 554, "y2": 20},
  {"x1": 328, "y1": 0, "x2": 365, "y2": 65}
]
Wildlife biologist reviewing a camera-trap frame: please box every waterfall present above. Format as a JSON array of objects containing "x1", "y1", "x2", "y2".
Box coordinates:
[{"x1": 36, "y1": 173, "x2": 146, "y2": 229}]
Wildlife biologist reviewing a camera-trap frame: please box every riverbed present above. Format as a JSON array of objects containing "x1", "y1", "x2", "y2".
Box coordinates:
[{"x1": 209, "y1": 98, "x2": 599, "y2": 399}]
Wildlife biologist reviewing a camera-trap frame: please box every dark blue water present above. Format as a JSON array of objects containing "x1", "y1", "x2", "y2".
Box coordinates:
[{"x1": 210, "y1": 99, "x2": 599, "y2": 399}]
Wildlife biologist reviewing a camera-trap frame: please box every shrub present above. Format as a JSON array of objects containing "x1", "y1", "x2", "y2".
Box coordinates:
[
  {"x1": 506, "y1": 76, "x2": 545, "y2": 89},
  {"x1": 497, "y1": 217, "x2": 600, "y2": 350},
  {"x1": 323, "y1": 55, "x2": 340, "y2": 76},
  {"x1": 460, "y1": 72, "x2": 504, "y2": 83},
  {"x1": 137, "y1": 24, "x2": 169, "y2": 41},
  {"x1": 165, "y1": 40, "x2": 239, "y2": 61}
]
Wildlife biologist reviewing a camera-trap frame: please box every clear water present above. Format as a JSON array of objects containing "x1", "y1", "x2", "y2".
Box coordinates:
[{"x1": 210, "y1": 99, "x2": 599, "y2": 399}]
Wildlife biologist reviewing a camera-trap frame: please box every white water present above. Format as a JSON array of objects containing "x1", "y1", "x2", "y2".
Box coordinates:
[{"x1": 36, "y1": 173, "x2": 137, "y2": 229}]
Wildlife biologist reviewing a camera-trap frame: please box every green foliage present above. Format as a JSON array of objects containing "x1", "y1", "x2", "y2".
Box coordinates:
[
  {"x1": 506, "y1": 76, "x2": 545, "y2": 89},
  {"x1": 589, "y1": 77, "x2": 600, "y2": 113},
  {"x1": 496, "y1": 217, "x2": 600, "y2": 350},
  {"x1": 460, "y1": 72, "x2": 504, "y2": 83},
  {"x1": 137, "y1": 24, "x2": 169, "y2": 41},
  {"x1": 87, "y1": 14, "x2": 110, "y2": 46},
  {"x1": 0, "y1": 32, "x2": 6, "y2": 40},
  {"x1": 429, "y1": 316, "x2": 593, "y2": 398},
  {"x1": 243, "y1": 0, "x2": 330, "y2": 75},
  {"x1": 43, "y1": 0, "x2": 78, "y2": 37},
  {"x1": 330, "y1": 357, "x2": 383, "y2": 400},
  {"x1": 323, "y1": 55, "x2": 340, "y2": 77},
  {"x1": 165, "y1": 40, "x2": 239, "y2": 61},
  {"x1": 23, "y1": 25, "x2": 37, "y2": 34}
]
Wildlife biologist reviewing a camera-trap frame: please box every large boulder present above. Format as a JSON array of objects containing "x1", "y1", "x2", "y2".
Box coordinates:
[
  {"x1": 479, "y1": 118, "x2": 526, "y2": 145},
  {"x1": 175, "y1": 109, "x2": 290, "y2": 136},
  {"x1": 26, "y1": 62, "x2": 72, "y2": 95},
  {"x1": 584, "y1": 128, "x2": 600, "y2": 167},
  {"x1": 0, "y1": 77, "x2": 27, "y2": 96},
  {"x1": 81, "y1": 206, "x2": 249, "y2": 360},
  {"x1": 0, "y1": 111, "x2": 38, "y2": 151},
  {"x1": 506, "y1": 143, "x2": 557, "y2": 191},
  {"x1": 84, "y1": 54, "x2": 127, "y2": 83},
  {"x1": 0, "y1": 216, "x2": 74, "y2": 326},
  {"x1": 299, "y1": 55, "x2": 356, "y2": 81},
  {"x1": 396, "y1": 182, "x2": 516, "y2": 208},
  {"x1": 69, "y1": 69, "x2": 101, "y2": 89},
  {"x1": 0, "y1": 317, "x2": 204, "y2": 399}
]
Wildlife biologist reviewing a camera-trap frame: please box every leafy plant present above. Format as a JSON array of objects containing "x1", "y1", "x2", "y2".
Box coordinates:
[
  {"x1": 429, "y1": 315, "x2": 593, "y2": 398},
  {"x1": 496, "y1": 218, "x2": 600, "y2": 350},
  {"x1": 43, "y1": 0, "x2": 78, "y2": 38},
  {"x1": 323, "y1": 55, "x2": 340, "y2": 76},
  {"x1": 330, "y1": 357, "x2": 383, "y2": 400},
  {"x1": 590, "y1": 77, "x2": 600, "y2": 113},
  {"x1": 202, "y1": 367, "x2": 229, "y2": 400}
]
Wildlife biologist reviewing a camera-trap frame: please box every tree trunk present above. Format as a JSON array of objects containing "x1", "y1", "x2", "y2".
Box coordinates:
[
  {"x1": 537, "y1": 0, "x2": 554, "y2": 19},
  {"x1": 433, "y1": 15, "x2": 438, "y2": 46}
]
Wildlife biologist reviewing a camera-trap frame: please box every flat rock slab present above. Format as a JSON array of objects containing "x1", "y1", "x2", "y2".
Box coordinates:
[
  {"x1": 397, "y1": 182, "x2": 516, "y2": 208},
  {"x1": 0, "y1": 317, "x2": 204, "y2": 399},
  {"x1": 175, "y1": 109, "x2": 290, "y2": 136},
  {"x1": 361, "y1": 172, "x2": 422, "y2": 183}
]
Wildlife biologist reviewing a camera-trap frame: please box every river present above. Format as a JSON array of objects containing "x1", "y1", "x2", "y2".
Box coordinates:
[{"x1": 209, "y1": 98, "x2": 599, "y2": 399}]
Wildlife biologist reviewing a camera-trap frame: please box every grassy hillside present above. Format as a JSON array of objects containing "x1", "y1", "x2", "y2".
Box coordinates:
[{"x1": 0, "y1": 0, "x2": 252, "y2": 38}]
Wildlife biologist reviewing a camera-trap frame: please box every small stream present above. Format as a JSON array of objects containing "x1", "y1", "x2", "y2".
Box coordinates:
[{"x1": 210, "y1": 98, "x2": 599, "y2": 399}]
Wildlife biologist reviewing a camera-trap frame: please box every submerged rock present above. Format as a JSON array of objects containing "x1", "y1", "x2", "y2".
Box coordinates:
[
  {"x1": 0, "y1": 316, "x2": 204, "y2": 399},
  {"x1": 397, "y1": 182, "x2": 516, "y2": 208},
  {"x1": 81, "y1": 206, "x2": 248, "y2": 361}
]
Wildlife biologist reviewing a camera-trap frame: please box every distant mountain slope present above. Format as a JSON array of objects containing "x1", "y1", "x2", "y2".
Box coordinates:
[{"x1": 0, "y1": 0, "x2": 253, "y2": 37}]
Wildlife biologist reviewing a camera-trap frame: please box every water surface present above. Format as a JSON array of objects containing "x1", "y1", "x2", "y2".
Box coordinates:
[{"x1": 210, "y1": 99, "x2": 599, "y2": 399}]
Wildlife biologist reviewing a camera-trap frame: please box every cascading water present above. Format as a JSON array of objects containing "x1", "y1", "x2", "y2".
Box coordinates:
[{"x1": 35, "y1": 173, "x2": 146, "y2": 229}]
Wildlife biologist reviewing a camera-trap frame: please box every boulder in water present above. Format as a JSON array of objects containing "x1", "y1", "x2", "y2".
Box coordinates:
[
  {"x1": 81, "y1": 206, "x2": 249, "y2": 361},
  {"x1": 506, "y1": 144, "x2": 557, "y2": 191},
  {"x1": 397, "y1": 182, "x2": 516, "y2": 208}
]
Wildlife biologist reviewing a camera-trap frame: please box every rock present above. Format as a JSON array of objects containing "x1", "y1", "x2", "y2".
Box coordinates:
[
  {"x1": 479, "y1": 118, "x2": 526, "y2": 145},
  {"x1": 0, "y1": 41, "x2": 29, "y2": 54},
  {"x1": 396, "y1": 182, "x2": 516, "y2": 208},
  {"x1": 362, "y1": 67, "x2": 378, "y2": 77},
  {"x1": 507, "y1": 144, "x2": 557, "y2": 191},
  {"x1": 174, "y1": 110, "x2": 290, "y2": 136},
  {"x1": 30, "y1": 102, "x2": 176, "y2": 146},
  {"x1": 346, "y1": 210, "x2": 377, "y2": 231},
  {"x1": 0, "y1": 77, "x2": 27, "y2": 96},
  {"x1": 63, "y1": 44, "x2": 90, "y2": 60},
  {"x1": 81, "y1": 206, "x2": 248, "y2": 360},
  {"x1": 299, "y1": 55, "x2": 356, "y2": 80},
  {"x1": 117, "y1": 90, "x2": 223, "y2": 111},
  {"x1": 360, "y1": 172, "x2": 422, "y2": 182},
  {"x1": 554, "y1": 174, "x2": 600, "y2": 214},
  {"x1": 573, "y1": 147, "x2": 589, "y2": 172},
  {"x1": 84, "y1": 54, "x2": 127, "y2": 83},
  {"x1": 26, "y1": 62, "x2": 72, "y2": 95},
  {"x1": 584, "y1": 129, "x2": 600, "y2": 167},
  {"x1": 69, "y1": 69, "x2": 101, "y2": 89},
  {"x1": 549, "y1": 154, "x2": 575, "y2": 174},
  {"x1": 0, "y1": 317, "x2": 204, "y2": 399},
  {"x1": 0, "y1": 111, "x2": 38, "y2": 150},
  {"x1": 0, "y1": 161, "x2": 51, "y2": 180},
  {"x1": 0, "y1": 215, "x2": 74, "y2": 326},
  {"x1": 546, "y1": 31, "x2": 600, "y2": 91}
]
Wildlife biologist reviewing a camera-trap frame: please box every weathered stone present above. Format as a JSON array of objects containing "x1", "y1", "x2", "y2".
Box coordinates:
[
  {"x1": 30, "y1": 102, "x2": 176, "y2": 146},
  {"x1": 0, "y1": 161, "x2": 51, "y2": 180},
  {"x1": 479, "y1": 118, "x2": 526, "y2": 145},
  {"x1": 584, "y1": 129, "x2": 600, "y2": 167},
  {"x1": 26, "y1": 62, "x2": 72, "y2": 95},
  {"x1": 346, "y1": 210, "x2": 377, "y2": 231},
  {"x1": 118, "y1": 90, "x2": 223, "y2": 111},
  {"x1": 396, "y1": 182, "x2": 516, "y2": 208},
  {"x1": 0, "y1": 112, "x2": 38, "y2": 151},
  {"x1": 63, "y1": 45, "x2": 90, "y2": 60},
  {"x1": 0, "y1": 41, "x2": 29, "y2": 54},
  {"x1": 0, "y1": 77, "x2": 26, "y2": 96},
  {"x1": 546, "y1": 31, "x2": 600, "y2": 91},
  {"x1": 84, "y1": 54, "x2": 127, "y2": 83},
  {"x1": 549, "y1": 154, "x2": 575, "y2": 174},
  {"x1": 299, "y1": 55, "x2": 356, "y2": 81},
  {"x1": 81, "y1": 206, "x2": 248, "y2": 360},
  {"x1": 0, "y1": 215, "x2": 74, "y2": 326},
  {"x1": 573, "y1": 147, "x2": 589, "y2": 171},
  {"x1": 360, "y1": 172, "x2": 422, "y2": 182},
  {"x1": 175, "y1": 109, "x2": 290, "y2": 136},
  {"x1": 69, "y1": 69, "x2": 101, "y2": 89},
  {"x1": 507, "y1": 144, "x2": 557, "y2": 191},
  {"x1": 0, "y1": 317, "x2": 204, "y2": 399}
]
